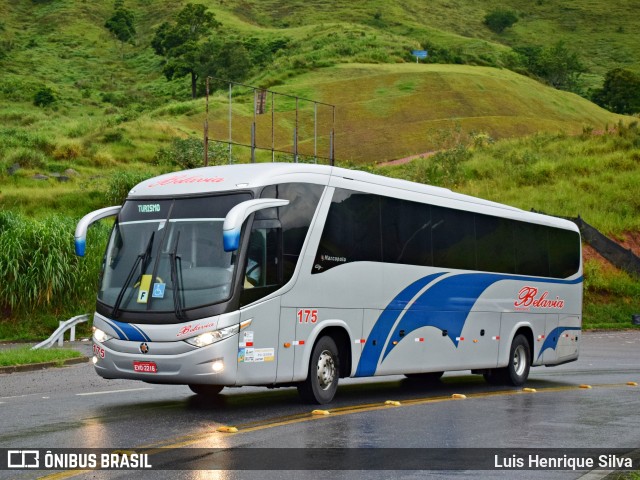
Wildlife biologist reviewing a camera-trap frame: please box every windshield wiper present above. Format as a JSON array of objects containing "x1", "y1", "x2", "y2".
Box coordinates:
[
  {"x1": 169, "y1": 231, "x2": 186, "y2": 321},
  {"x1": 111, "y1": 231, "x2": 155, "y2": 318}
]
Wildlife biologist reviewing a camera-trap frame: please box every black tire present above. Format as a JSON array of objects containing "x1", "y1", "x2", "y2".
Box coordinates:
[
  {"x1": 483, "y1": 334, "x2": 531, "y2": 387},
  {"x1": 483, "y1": 369, "x2": 506, "y2": 385},
  {"x1": 297, "y1": 336, "x2": 339, "y2": 404},
  {"x1": 504, "y1": 334, "x2": 531, "y2": 386},
  {"x1": 188, "y1": 384, "x2": 224, "y2": 396},
  {"x1": 405, "y1": 371, "x2": 444, "y2": 383}
]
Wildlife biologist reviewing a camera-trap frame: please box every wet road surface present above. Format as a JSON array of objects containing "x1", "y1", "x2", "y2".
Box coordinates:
[{"x1": 0, "y1": 331, "x2": 638, "y2": 479}]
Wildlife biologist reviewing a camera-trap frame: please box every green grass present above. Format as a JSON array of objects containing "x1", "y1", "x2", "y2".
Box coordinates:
[
  {"x1": 0, "y1": 346, "x2": 83, "y2": 367},
  {"x1": 583, "y1": 260, "x2": 640, "y2": 329},
  {"x1": 0, "y1": 211, "x2": 109, "y2": 333}
]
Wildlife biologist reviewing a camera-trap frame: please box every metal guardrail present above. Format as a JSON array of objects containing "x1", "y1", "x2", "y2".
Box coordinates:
[{"x1": 31, "y1": 314, "x2": 90, "y2": 350}]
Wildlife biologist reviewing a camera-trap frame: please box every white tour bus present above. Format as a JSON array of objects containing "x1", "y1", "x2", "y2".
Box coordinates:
[{"x1": 76, "y1": 163, "x2": 582, "y2": 404}]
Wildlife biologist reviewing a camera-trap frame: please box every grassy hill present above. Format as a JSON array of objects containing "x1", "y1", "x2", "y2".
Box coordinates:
[{"x1": 0, "y1": 0, "x2": 638, "y2": 336}]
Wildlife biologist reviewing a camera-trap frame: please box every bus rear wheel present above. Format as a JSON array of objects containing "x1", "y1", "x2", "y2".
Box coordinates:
[
  {"x1": 298, "y1": 336, "x2": 339, "y2": 404},
  {"x1": 188, "y1": 384, "x2": 224, "y2": 396},
  {"x1": 483, "y1": 334, "x2": 531, "y2": 386}
]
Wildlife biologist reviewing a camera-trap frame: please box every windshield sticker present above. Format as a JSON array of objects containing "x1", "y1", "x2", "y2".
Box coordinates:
[
  {"x1": 152, "y1": 283, "x2": 166, "y2": 299},
  {"x1": 138, "y1": 204, "x2": 161, "y2": 213},
  {"x1": 137, "y1": 275, "x2": 152, "y2": 303},
  {"x1": 238, "y1": 348, "x2": 274, "y2": 363},
  {"x1": 146, "y1": 174, "x2": 224, "y2": 188}
]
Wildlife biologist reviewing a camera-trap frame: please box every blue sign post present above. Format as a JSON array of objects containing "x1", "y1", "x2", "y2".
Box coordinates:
[{"x1": 411, "y1": 50, "x2": 428, "y2": 63}]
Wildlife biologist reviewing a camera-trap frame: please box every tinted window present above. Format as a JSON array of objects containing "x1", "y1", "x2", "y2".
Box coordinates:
[
  {"x1": 515, "y1": 222, "x2": 549, "y2": 277},
  {"x1": 548, "y1": 228, "x2": 580, "y2": 278},
  {"x1": 314, "y1": 190, "x2": 381, "y2": 273},
  {"x1": 432, "y1": 206, "x2": 476, "y2": 270},
  {"x1": 312, "y1": 189, "x2": 579, "y2": 279},
  {"x1": 476, "y1": 214, "x2": 516, "y2": 274},
  {"x1": 381, "y1": 197, "x2": 432, "y2": 266},
  {"x1": 260, "y1": 183, "x2": 323, "y2": 282}
]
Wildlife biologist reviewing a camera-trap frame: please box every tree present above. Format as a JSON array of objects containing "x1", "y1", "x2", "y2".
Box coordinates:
[
  {"x1": 197, "y1": 38, "x2": 252, "y2": 91},
  {"x1": 151, "y1": 3, "x2": 220, "y2": 98},
  {"x1": 33, "y1": 86, "x2": 56, "y2": 107},
  {"x1": 592, "y1": 68, "x2": 640, "y2": 114},
  {"x1": 535, "y1": 41, "x2": 585, "y2": 91},
  {"x1": 484, "y1": 10, "x2": 518, "y2": 34},
  {"x1": 105, "y1": 2, "x2": 136, "y2": 55},
  {"x1": 514, "y1": 42, "x2": 585, "y2": 92}
]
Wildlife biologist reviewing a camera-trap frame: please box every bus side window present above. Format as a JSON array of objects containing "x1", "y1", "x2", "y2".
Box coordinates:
[
  {"x1": 241, "y1": 222, "x2": 282, "y2": 304},
  {"x1": 245, "y1": 229, "x2": 266, "y2": 288}
]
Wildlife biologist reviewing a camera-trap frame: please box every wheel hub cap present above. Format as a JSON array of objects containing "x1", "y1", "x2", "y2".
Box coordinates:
[{"x1": 317, "y1": 350, "x2": 336, "y2": 390}]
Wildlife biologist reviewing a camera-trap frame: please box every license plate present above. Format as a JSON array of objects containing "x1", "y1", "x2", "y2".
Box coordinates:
[{"x1": 133, "y1": 361, "x2": 157, "y2": 373}]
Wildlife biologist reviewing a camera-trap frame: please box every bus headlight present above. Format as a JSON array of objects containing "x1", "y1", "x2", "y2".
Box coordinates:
[
  {"x1": 93, "y1": 327, "x2": 113, "y2": 343},
  {"x1": 185, "y1": 325, "x2": 239, "y2": 347}
]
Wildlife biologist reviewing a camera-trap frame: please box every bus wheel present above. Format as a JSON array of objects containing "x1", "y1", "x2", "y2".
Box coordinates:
[
  {"x1": 505, "y1": 334, "x2": 531, "y2": 386},
  {"x1": 483, "y1": 334, "x2": 531, "y2": 386},
  {"x1": 297, "y1": 336, "x2": 339, "y2": 404},
  {"x1": 405, "y1": 371, "x2": 444, "y2": 383},
  {"x1": 188, "y1": 384, "x2": 223, "y2": 396}
]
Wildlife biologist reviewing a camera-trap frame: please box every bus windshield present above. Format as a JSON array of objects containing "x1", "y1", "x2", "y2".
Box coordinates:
[{"x1": 98, "y1": 193, "x2": 251, "y2": 316}]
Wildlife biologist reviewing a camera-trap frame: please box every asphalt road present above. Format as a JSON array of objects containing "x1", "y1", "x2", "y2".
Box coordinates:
[{"x1": 0, "y1": 331, "x2": 639, "y2": 480}]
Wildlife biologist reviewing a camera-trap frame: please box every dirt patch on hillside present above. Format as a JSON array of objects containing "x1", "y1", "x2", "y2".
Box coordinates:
[
  {"x1": 617, "y1": 231, "x2": 640, "y2": 257},
  {"x1": 582, "y1": 244, "x2": 618, "y2": 272},
  {"x1": 377, "y1": 150, "x2": 436, "y2": 167}
]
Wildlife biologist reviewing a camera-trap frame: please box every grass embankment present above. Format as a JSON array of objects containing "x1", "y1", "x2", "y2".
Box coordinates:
[
  {"x1": 1, "y1": 63, "x2": 629, "y2": 216},
  {"x1": 0, "y1": 346, "x2": 83, "y2": 367}
]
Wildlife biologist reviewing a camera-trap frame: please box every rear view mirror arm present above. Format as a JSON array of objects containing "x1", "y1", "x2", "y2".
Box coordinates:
[
  {"x1": 74, "y1": 206, "x2": 122, "y2": 256},
  {"x1": 223, "y1": 199, "x2": 289, "y2": 251}
]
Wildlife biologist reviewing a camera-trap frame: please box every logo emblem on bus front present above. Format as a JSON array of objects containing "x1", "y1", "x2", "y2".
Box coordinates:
[{"x1": 139, "y1": 343, "x2": 149, "y2": 354}]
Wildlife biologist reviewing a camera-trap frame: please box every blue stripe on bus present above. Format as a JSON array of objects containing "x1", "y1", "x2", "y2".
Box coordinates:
[
  {"x1": 355, "y1": 272, "x2": 582, "y2": 376},
  {"x1": 354, "y1": 272, "x2": 446, "y2": 377},
  {"x1": 536, "y1": 326, "x2": 581, "y2": 361},
  {"x1": 102, "y1": 318, "x2": 127, "y2": 340},
  {"x1": 103, "y1": 318, "x2": 151, "y2": 342}
]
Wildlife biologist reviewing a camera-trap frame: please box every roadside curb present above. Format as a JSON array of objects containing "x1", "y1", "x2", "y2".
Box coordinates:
[{"x1": 0, "y1": 356, "x2": 89, "y2": 374}]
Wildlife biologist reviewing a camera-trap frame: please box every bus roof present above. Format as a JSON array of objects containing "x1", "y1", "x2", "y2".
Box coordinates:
[{"x1": 127, "y1": 163, "x2": 578, "y2": 232}]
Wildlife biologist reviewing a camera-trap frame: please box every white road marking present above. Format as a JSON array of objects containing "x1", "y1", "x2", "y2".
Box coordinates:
[
  {"x1": 0, "y1": 393, "x2": 40, "y2": 400},
  {"x1": 76, "y1": 387, "x2": 153, "y2": 396}
]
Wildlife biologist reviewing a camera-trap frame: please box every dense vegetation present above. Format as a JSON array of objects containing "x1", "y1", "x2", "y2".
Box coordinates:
[{"x1": 0, "y1": 0, "x2": 638, "y2": 339}]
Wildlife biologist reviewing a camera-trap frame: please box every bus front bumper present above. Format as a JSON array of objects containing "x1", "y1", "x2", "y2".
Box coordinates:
[{"x1": 91, "y1": 335, "x2": 239, "y2": 386}]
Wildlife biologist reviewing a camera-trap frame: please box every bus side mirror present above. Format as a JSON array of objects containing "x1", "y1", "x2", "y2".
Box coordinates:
[
  {"x1": 223, "y1": 198, "x2": 289, "y2": 252},
  {"x1": 74, "y1": 206, "x2": 121, "y2": 256}
]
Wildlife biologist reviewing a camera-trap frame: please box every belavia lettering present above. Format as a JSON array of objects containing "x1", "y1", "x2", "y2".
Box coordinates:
[
  {"x1": 177, "y1": 322, "x2": 216, "y2": 337},
  {"x1": 515, "y1": 286, "x2": 565, "y2": 309},
  {"x1": 147, "y1": 174, "x2": 224, "y2": 187}
]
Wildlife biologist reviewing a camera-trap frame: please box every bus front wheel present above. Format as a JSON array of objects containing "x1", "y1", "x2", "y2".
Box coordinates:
[
  {"x1": 483, "y1": 334, "x2": 531, "y2": 386},
  {"x1": 298, "y1": 336, "x2": 339, "y2": 404},
  {"x1": 188, "y1": 384, "x2": 224, "y2": 396}
]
